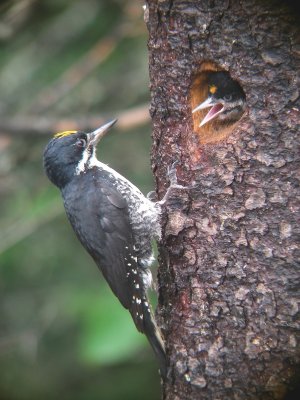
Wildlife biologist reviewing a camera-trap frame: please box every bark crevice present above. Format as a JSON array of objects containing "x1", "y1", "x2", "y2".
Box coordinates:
[{"x1": 146, "y1": 0, "x2": 300, "y2": 399}]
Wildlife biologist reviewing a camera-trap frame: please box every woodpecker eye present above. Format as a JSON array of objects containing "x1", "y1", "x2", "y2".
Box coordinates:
[{"x1": 76, "y1": 138, "x2": 87, "y2": 148}]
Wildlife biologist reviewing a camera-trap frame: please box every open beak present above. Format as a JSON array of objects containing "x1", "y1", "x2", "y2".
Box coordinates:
[
  {"x1": 193, "y1": 97, "x2": 224, "y2": 127},
  {"x1": 88, "y1": 119, "x2": 117, "y2": 146}
]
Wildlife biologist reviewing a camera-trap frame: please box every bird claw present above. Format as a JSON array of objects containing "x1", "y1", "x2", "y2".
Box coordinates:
[
  {"x1": 158, "y1": 161, "x2": 191, "y2": 205},
  {"x1": 167, "y1": 161, "x2": 180, "y2": 187},
  {"x1": 147, "y1": 190, "x2": 157, "y2": 201}
]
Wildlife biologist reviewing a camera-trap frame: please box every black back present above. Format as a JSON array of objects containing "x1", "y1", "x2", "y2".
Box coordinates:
[{"x1": 62, "y1": 167, "x2": 146, "y2": 333}]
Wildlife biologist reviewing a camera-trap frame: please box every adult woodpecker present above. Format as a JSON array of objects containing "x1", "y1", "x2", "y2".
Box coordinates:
[
  {"x1": 193, "y1": 71, "x2": 246, "y2": 127},
  {"x1": 43, "y1": 120, "x2": 169, "y2": 378}
]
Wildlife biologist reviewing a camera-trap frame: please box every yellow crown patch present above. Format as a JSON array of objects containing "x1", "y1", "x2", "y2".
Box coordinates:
[
  {"x1": 209, "y1": 85, "x2": 217, "y2": 94},
  {"x1": 54, "y1": 130, "x2": 77, "y2": 139}
]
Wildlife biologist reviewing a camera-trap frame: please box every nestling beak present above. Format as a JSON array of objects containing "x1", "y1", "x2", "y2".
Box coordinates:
[
  {"x1": 88, "y1": 119, "x2": 118, "y2": 146},
  {"x1": 193, "y1": 97, "x2": 224, "y2": 127}
]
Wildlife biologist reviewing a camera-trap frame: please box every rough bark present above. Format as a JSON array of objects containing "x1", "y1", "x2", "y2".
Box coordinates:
[{"x1": 145, "y1": 1, "x2": 300, "y2": 399}]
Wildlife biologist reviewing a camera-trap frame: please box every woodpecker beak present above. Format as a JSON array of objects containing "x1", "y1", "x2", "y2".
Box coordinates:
[
  {"x1": 88, "y1": 119, "x2": 117, "y2": 146},
  {"x1": 193, "y1": 97, "x2": 224, "y2": 127}
]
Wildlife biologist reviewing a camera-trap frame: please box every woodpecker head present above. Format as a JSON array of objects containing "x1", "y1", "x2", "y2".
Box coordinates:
[
  {"x1": 43, "y1": 119, "x2": 117, "y2": 189},
  {"x1": 193, "y1": 71, "x2": 246, "y2": 127}
]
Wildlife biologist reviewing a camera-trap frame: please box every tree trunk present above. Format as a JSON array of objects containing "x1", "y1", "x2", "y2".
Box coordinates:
[{"x1": 145, "y1": 1, "x2": 300, "y2": 399}]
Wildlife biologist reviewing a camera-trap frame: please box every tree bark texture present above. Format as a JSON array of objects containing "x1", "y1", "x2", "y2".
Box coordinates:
[{"x1": 145, "y1": 1, "x2": 299, "y2": 399}]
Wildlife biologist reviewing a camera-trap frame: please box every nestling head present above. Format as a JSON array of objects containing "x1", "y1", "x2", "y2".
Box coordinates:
[{"x1": 193, "y1": 71, "x2": 246, "y2": 127}]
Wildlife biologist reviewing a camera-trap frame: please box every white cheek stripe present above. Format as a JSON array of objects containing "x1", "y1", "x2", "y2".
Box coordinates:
[{"x1": 76, "y1": 148, "x2": 91, "y2": 175}]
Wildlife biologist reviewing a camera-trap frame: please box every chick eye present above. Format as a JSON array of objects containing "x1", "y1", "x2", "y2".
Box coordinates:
[
  {"x1": 76, "y1": 138, "x2": 87, "y2": 148},
  {"x1": 224, "y1": 94, "x2": 232, "y2": 101}
]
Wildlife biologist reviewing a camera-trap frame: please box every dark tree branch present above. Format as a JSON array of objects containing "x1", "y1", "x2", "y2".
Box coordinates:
[{"x1": 0, "y1": 104, "x2": 150, "y2": 137}]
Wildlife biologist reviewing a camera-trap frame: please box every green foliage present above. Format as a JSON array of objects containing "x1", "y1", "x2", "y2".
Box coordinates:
[
  {"x1": 66, "y1": 286, "x2": 146, "y2": 365},
  {"x1": 0, "y1": 1, "x2": 160, "y2": 399}
]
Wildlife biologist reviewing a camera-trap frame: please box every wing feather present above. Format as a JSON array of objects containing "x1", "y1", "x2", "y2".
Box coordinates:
[{"x1": 64, "y1": 173, "x2": 147, "y2": 332}]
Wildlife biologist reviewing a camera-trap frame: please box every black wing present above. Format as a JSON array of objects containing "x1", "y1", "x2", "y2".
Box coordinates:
[
  {"x1": 63, "y1": 172, "x2": 166, "y2": 375},
  {"x1": 63, "y1": 173, "x2": 146, "y2": 332}
]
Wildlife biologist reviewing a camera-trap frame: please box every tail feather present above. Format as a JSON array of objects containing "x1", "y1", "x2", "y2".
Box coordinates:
[
  {"x1": 143, "y1": 303, "x2": 167, "y2": 379},
  {"x1": 129, "y1": 294, "x2": 167, "y2": 379}
]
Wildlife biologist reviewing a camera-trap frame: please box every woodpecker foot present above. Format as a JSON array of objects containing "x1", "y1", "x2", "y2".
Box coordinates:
[
  {"x1": 167, "y1": 160, "x2": 181, "y2": 187},
  {"x1": 147, "y1": 190, "x2": 157, "y2": 201},
  {"x1": 158, "y1": 161, "x2": 191, "y2": 206}
]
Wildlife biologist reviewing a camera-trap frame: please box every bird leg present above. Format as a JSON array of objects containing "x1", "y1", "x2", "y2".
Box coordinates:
[{"x1": 157, "y1": 161, "x2": 192, "y2": 206}]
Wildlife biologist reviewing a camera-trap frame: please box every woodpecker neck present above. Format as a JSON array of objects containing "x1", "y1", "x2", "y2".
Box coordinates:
[
  {"x1": 75, "y1": 147, "x2": 95, "y2": 175},
  {"x1": 43, "y1": 151, "x2": 77, "y2": 190},
  {"x1": 218, "y1": 98, "x2": 246, "y2": 123}
]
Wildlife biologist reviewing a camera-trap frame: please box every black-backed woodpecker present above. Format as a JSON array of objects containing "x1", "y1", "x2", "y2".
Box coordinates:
[
  {"x1": 193, "y1": 71, "x2": 246, "y2": 127},
  {"x1": 43, "y1": 120, "x2": 166, "y2": 377}
]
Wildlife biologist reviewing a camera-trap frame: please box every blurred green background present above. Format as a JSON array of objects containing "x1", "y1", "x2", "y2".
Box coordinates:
[{"x1": 0, "y1": 1, "x2": 161, "y2": 399}]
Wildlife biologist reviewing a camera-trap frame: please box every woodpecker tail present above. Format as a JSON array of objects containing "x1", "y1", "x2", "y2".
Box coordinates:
[
  {"x1": 129, "y1": 292, "x2": 167, "y2": 379},
  {"x1": 143, "y1": 301, "x2": 167, "y2": 380}
]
